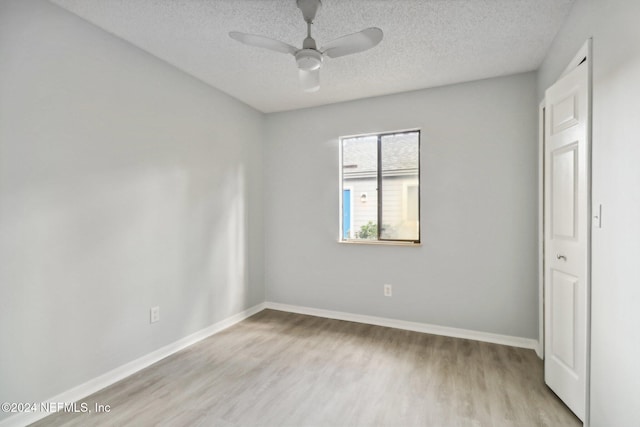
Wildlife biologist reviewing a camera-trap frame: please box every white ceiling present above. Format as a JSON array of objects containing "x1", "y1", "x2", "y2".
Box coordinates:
[{"x1": 50, "y1": 0, "x2": 574, "y2": 113}]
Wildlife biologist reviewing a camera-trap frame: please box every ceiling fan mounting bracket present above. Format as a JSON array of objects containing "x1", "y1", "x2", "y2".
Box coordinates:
[{"x1": 297, "y1": 0, "x2": 322, "y2": 23}]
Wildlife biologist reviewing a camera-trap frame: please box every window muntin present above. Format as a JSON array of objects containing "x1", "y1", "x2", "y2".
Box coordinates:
[{"x1": 341, "y1": 130, "x2": 420, "y2": 243}]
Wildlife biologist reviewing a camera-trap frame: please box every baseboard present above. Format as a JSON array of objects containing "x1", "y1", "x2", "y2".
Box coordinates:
[
  {"x1": 265, "y1": 302, "x2": 539, "y2": 351},
  {"x1": 2, "y1": 301, "x2": 539, "y2": 426},
  {"x1": 535, "y1": 340, "x2": 544, "y2": 359},
  {"x1": 0, "y1": 303, "x2": 266, "y2": 427}
]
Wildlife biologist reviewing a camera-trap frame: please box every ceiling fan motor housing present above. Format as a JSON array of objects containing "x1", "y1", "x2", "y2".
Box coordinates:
[{"x1": 295, "y1": 49, "x2": 323, "y2": 71}]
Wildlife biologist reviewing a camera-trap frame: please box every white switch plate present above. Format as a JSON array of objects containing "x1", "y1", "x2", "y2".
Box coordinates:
[{"x1": 150, "y1": 306, "x2": 160, "y2": 323}]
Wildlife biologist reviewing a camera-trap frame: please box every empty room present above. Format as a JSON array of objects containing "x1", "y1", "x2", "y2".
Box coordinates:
[{"x1": 1, "y1": 0, "x2": 639, "y2": 426}]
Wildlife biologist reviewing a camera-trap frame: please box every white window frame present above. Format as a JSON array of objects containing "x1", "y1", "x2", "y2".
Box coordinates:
[{"x1": 339, "y1": 129, "x2": 421, "y2": 245}]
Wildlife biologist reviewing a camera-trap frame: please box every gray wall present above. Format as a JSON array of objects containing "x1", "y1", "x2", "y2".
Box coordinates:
[
  {"x1": 264, "y1": 73, "x2": 539, "y2": 339},
  {"x1": 10, "y1": 1, "x2": 637, "y2": 423},
  {"x1": 0, "y1": 0, "x2": 264, "y2": 418},
  {"x1": 539, "y1": 1, "x2": 640, "y2": 425}
]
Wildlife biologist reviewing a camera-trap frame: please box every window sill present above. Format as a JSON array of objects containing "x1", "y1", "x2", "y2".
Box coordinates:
[{"x1": 338, "y1": 240, "x2": 421, "y2": 247}]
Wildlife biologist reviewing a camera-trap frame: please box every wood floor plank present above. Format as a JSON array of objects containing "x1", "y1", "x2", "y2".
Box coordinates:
[{"x1": 31, "y1": 310, "x2": 581, "y2": 426}]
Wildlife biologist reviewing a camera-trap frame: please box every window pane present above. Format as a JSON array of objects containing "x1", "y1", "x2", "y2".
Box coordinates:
[
  {"x1": 342, "y1": 136, "x2": 378, "y2": 240},
  {"x1": 380, "y1": 132, "x2": 419, "y2": 241}
]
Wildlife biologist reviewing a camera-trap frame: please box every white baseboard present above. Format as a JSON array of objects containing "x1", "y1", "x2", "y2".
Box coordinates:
[
  {"x1": 535, "y1": 340, "x2": 544, "y2": 359},
  {"x1": 265, "y1": 302, "x2": 539, "y2": 351},
  {"x1": 2, "y1": 301, "x2": 541, "y2": 427},
  {"x1": 0, "y1": 303, "x2": 266, "y2": 427}
]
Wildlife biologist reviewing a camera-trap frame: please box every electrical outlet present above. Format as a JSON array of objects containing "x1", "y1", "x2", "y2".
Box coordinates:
[
  {"x1": 150, "y1": 306, "x2": 160, "y2": 323},
  {"x1": 384, "y1": 284, "x2": 392, "y2": 297}
]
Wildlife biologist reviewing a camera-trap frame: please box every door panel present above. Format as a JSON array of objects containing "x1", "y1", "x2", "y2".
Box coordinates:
[
  {"x1": 551, "y1": 144, "x2": 578, "y2": 240},
  {"x1": 544, "y1": 59, "x2": 589, "y2": 422},
  {"x1": 551, "y1": 94, "x2": 579, "y2": 134},
  {"x1": 343, "y1": 189, "x2": 351, "y2": 239},
  {"x1": 550, "y1": 269, "x2": 577, "y2": 370}
]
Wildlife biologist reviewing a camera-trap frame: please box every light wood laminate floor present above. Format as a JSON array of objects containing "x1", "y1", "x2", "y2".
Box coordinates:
[{"x1": 33, "y1": 309, "x2": 581, "y2": 427}]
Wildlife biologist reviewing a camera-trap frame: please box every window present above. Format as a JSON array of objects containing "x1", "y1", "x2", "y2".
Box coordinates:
[{"x1": 340, "y1": 130, "x2": 420, "y2": 243}]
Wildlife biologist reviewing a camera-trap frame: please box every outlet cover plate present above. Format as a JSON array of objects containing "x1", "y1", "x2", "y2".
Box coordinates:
[
  {"x1": 384, "y1": 284, "x2": 392, "y2": 297},
  {"x1": 150, "y1": 306, "x2": 160, "y2": 323}
]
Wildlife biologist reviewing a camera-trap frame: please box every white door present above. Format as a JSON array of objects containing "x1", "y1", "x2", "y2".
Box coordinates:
[{"x1": 544, "y1": 59, "x2": 590, "y2": 422}]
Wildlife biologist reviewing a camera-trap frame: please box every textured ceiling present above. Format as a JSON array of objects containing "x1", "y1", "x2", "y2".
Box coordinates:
[{"x1": 50, "y1": 0, "x2": 575, "y2": 113}]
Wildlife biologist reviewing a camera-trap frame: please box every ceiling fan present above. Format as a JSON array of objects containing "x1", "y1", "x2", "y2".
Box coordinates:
[{"x1": 229, "y1": 0, "x2": 383, "y2": 92}]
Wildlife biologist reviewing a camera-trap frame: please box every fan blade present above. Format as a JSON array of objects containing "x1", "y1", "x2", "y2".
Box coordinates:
[
  {"x1": 299, "y1": 68, "x2": 320, "y2": 92},
  {"x1": 229, "y1": 31, "x2": 297, "y2": 55},
  {"x1": 321, "y1": 27, "x2": 383, "y2": 58}
]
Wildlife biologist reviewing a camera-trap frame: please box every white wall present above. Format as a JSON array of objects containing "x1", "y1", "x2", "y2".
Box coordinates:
[
  {"x1": 0, "y1": 0, "x2": 264, "y2": 419},
  {"x1": 539, "y1": 1, "x2": 640, "y2": 425},
  {"x1": 264, "y1": 72, "x2": 539, "y2": 339}
]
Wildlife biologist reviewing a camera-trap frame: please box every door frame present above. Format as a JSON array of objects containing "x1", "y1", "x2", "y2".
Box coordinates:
[
  {"x1": 538, "y1": 99, "x2": 545, "y2": 360},
  {"x1": 539, "y1": 38, "x2": 593, "y2": 425}
]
